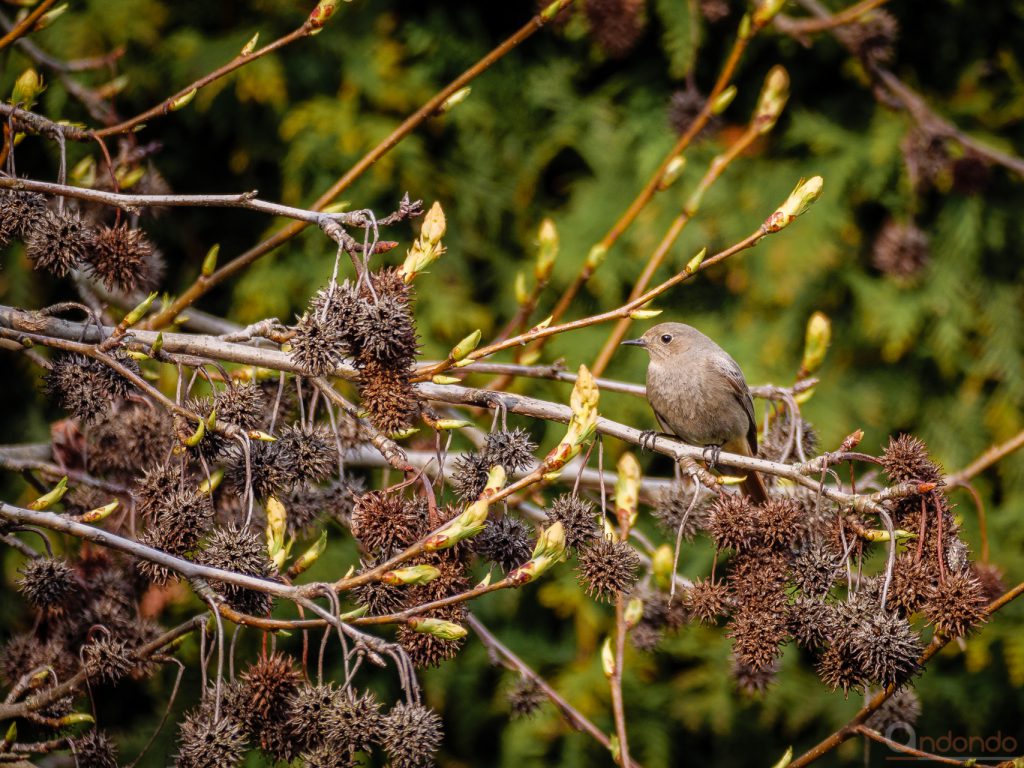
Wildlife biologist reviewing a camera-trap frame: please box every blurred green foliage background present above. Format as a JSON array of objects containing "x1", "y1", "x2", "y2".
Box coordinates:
[{"x1": 2, "y1": 0, "x2": 1024, "y2": 765}]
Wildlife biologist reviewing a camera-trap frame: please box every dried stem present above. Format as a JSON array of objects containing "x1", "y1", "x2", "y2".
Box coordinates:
[{"x1": 0, "y1": 0, "x2": 59, "y2": 52}]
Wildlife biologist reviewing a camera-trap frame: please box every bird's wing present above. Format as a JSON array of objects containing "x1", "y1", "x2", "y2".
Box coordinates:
[{"x1": 717, "y1": 357, "x2": 758, "y2": 455}]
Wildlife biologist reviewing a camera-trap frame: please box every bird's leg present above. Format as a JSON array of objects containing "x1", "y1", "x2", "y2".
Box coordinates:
[
  {"x1": 639, "y1": 430, "x2": 658, "y2": 452},
  {"x1": 703, "y1": 443, "x2": 723, "y2": 472}
]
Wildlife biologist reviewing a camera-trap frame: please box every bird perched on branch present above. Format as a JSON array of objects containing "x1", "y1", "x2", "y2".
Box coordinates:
[{"x1": 621, "y1": 322, "x2": 769, "y2": 503}]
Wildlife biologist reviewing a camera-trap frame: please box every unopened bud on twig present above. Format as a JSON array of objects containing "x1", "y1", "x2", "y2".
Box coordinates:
[
  {"x1": 624, "y1": 597, "x2": 644, "y2": 628},
  {"x1": 202, "y1": 244, "x2": 219, "y2": 276},
  {"x1": 10, "y1": 68, "x2": 45, "y2": 107},
  {"x1": 308, "y1": 0, "x2": 345, "y2": 29},
  {"x1": 771, "y1": 746, "x2": 794, "y2": 768},
  {"x1": 685, "y1": 247, "x2": 707, "y2": 275},
  {"x1": 601, "y1": 636, "x2": 615, "y2": 677},
  {"x1": 289, "y1": 530, "x2": 327, "y2": 577},
  {"x1": 753, "y1": 66, "x2": 789, "y2": 135},
  {"x1": 241, "y1": 32, "x2": 260, "y2": 55},
  {"x1": 408, "y1": 617, "x2": 468, "y2": 640},
  {"x1": 508, "y1": 521, "x2": 566, "y2": 585},
  {"x1": 34, "y1": 4, "x2": 68, "y2": 31},
  {"x1": 122, "y1": 292, "x2": 158, "y2": 328},
  {"x1": 544, "y1": 366, "x2": 599, "y2": 472},
  {"x1": 382, "y1": 565, "x2": 441, "y2": 586},
  {"x1": 652, "y1": 544, "x2": 674, "y2": 590},
  {"x1": 763, "y1": 176, "x2": 823, "y2": 233},
  {"x1": 80, "y1": 500, "x2": 118, "y2": 524},
  {"x1": 265, "y1": 496, "x2": 288, "y2": 570},
  {"x1": 169, "y1": 88, "x2": 197, "y2": 112},
  {"x1": 615, "y1": 452, "x2": 641, "y2": 532},
  {"x1": 711, "y1": 85, "x2": 738, "y2": 115},
  {"x1": 27, "y1": 476, "x2": 67, "y2": 510},
  {"x1": 401, "y1": 201, "x2": 446, "y2": 281},
  {"x1": 839, "y1": 429, "x2": 864, "y2": 453},
  {"x1": 799, "y1": 311, "x2": 831, "y2": 379},
  {"x1": 752, "y1": 0, "x2": 787, "y2": 27},
  {"x1": 585, "y1": 243, "x2": 608, "y2": 271},
  {"x1": 450, "y1": 329, "x2": 481, "y2": 362},
  {"x1": 658, "y1": 155, "x2": 687, "y2": 190},
  {"x1": 425, "y1": 466, "x2": 505, "y2": 550},
  {"x1": 535, "y1": 218, "x2": 559, "y2": 281},
  {"x1": 440, "y1": 87, "x2": 471, "y2": 113}
]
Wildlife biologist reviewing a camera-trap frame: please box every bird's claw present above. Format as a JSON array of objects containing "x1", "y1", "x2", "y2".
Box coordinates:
[
  {"x1": 639, "y1": 430, "x2": 658, "y2": 452},
  {"x1": 703, "y1": 444, "x2": 723, "y2": 472}
]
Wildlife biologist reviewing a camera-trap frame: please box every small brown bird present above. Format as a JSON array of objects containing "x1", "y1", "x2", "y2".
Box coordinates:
[{"x1": 622, "y1": 322, "x2": 769, "y2": 503}]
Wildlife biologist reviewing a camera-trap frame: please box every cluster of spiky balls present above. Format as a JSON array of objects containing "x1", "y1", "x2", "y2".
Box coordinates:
[
  {"x1": 171, "y1": 652, "x2": 443, "y2": 768},
  {"x1": 655, "y1": 433, "x2": 991, "y2": 698},
  {"x1": 0, "y1": 189, "x2": 162, "y2": 292},
  {"x1": 290, "y1": 268, "x2": 420, "y2": 434}
]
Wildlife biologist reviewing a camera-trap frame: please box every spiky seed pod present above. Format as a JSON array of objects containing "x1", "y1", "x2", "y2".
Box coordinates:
[
  {"x1": 281, "y1": 484, "x2": 326, "y2": 538},
  {"x1": 473, "y1": 516, "x2": 535, "y2": 573},
  {"x1": 683, "y1": 578, "x2": 730, "y2": 625},
  {"x1": 18, "y1": 556, "x2": 79, "y2": 610},
  {"x1": 350, "y1": 492, "x2": 427, "y2": 555},
  {"x1": 225, "y1": 440, "x2": 290, "y2": 499},
  {"x1": 651, "y1": 484, "x2": 712, "y2": 539},
  {"x1": 353, "y1": 293, "x2": 419, "y2": 364},
  {"x1": 729, "y1": 548, "x2": 790, "y2": 614},
  {"x1": 369, "y1": 266, "x2": 413, "y2": 306},
  {"x1": 135, "y1": 461, "x2": 184, "y2": 520},
  {"x1": 817, "y1": 640, "x2": 868, "y2": 697},
  {"x1": 848, "y1": 612, "x2": 922, "y2": 690},
  {"x1": 759, "y1": 497, "x2": 805, "y2": 549},
  {"x1": 25, "y1": 207, "x2": 96, "y2": 276},
  {"x1": 83, "y1": 636, "x2": 135, "y2": 684},
  {"x1": 584, "y1": 0, "x2": 646, "y2": 59},
  {"x1": 450, "y1": 451, "x2": 491, "y2": 501},
  {"x1": 70, "y1": 729, "x2": 119, "y2": 768},
  {"x1": 508, "y1": 677, "x2": 546, "y2": 718},
  {"x1": 87, "y1": 406, "x2": 174, "y2": 474},
  {"x1": 46, "y1": 352, "x2": 138, "y2": 423},
  {"x1": 699, "y1": 0, "x2": 730, "y2": 22},
  {"x1": 322, "y1": 689, "x2": 384, "y2": 755},
  {"x1": 175, "y1": 712, "x2": 248, "y2": 768},
  {"x1": 924, "y1": 571, "x2": 988, "y2": 638},
  {"x1": 872, "y1": 222, "x2": 930, "y2": 281},
  {"x1": 86, "y1": 224, "x2": 155, "y2": 293},
  {"x1": 135, "y1": 529, "x2": 182, "y2": 585},
  {"x1": 358, "y1": 357, "x2": 418, "y2": 434},
  {"x1": 483, "y1": 428, "x2": 537, "y2": 472},
  {"x1": 727, "y1": 606, "x2": 788, "y2": 672},
  {"x1": 973, "y1": 562, "x2": 1006, "y2": 602},
  {"x1": 865, "y1": 688, "x2": 922, "y2": 732},
  {"x1": 731, "y1": 655, "x2": 779, "y2": 695},
  {"x1": 882, "y1": 434, "x2": 943, "y2": 484},
  {"x1": 576, "y1": 538, "x2": 640, "y2": 602},
  {"x1": 0, "y1": 189, "x2": 47, "y2": 246},
  {"x1": 352, "y1": 577, "x2": 408, "y2": 616},
  {"x1": 408, "y1": 550, "x2": 469, "y2": 603},
  {"x1": 886, "y1": 554, "x2": 936, "y2": 614},
  {"x1": 285, "y1": 683, "x2": 341, "y2": 752},
  {"x1": 299, "y1": 744, "x2": 358, "y2": 768},
  {"x1": 706, "y1": 493, "x2": 758, "y2": 552},
  {"x1": 380, "y1": 701, "x2": 443, "y2": 768},
  {"x1": 666, "y1": 86, "x2": 721, "y2": 141},
  {"x1": 213, "y1": 383, "x2": 267, "y2": 431},
  {"x1": 398, "y1": 605, "x2": 467, "y2": 668},
  {"x1": 901, "y1": 128, "x2": 950, "y2": 191},
  {"x1": 257, "y1": 721, "x2": 303, "y2": 763},
  {"x1": 791, "y1": 540, "x2": 842, "y2": 597},
  {"x1": 0, "y1": 634, "x2": 53, "y2": 686},
  {"x1": 837, "y1": 9, "x2": 898, "y2": 66},
  {"x1": 199, "y1": 525, "x2": 276, "y2": 616},
  {"x1": 239, "y1": 652, "x2": 303, "y2": 731},
  {"x1": 290, "y1": 311, "x2": 348, "y2": 376},
  {"x1": 789, "y1": 596, "x2": 836, "y2": 650},
  {"x1": 544, "y1": 493, "x2": 597, "y2": 551},
  {"x1": 760, "y1": 415, "x2": 819, "y2": 463},
  {"x1": 147, "y1": 487, "x2": 215, "y2": 554},
  {"x1": 278, "y1": 424, "x2": 336, "y2": 485}
]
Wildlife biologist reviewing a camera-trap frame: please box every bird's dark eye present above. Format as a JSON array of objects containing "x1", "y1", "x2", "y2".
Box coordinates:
[{"x1": 660, "y1": 334, "x2": 672, "y2": 344}]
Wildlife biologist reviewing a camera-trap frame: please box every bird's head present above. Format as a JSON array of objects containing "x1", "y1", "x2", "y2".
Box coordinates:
[{"x1": 621, "y1": 322, "x2": 705, "y2": 363}]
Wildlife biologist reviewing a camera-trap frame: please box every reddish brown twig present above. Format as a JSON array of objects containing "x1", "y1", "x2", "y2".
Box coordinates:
[{"x1": 0, "y1": 0, "x2": 59, "y2": 52}]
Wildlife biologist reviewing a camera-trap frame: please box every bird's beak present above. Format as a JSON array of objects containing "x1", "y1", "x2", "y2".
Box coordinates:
[{"x1": 620, "y1": 338, "x2": 646, "y2": 347}]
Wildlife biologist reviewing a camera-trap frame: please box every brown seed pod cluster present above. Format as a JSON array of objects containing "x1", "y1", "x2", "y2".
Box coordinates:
[
  {"x1": 583, "y1": 0, "x2": 646, "y2": 59},
  {"x1": 450, "y1": 428, "x2": 537, "y2": 501}
]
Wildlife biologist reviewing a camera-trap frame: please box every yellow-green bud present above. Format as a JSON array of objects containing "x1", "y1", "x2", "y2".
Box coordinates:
[
  {"x1": 753, "y1": 66, "x2": 789, "y2": 135},
  {"x1": 33, "y1": 4, "x2": 68, "y2": 31},
  {"x1": 183, "y1": 418, "x2": 206, "y2": 447},
  {"x1": 421, "y1": 201, "x2": 446, "y2": 245},
  {"x1": 205, "y1": 408, "x2": 217, "y2": 432},
  {"x1": 265, "y1": 496, "x2": 288, "y2": 566},
  {"x1": 535, "y1": 218, "x2": 559, "y2": 281},
  {"x1": 628, "y1": 308, "x2": 662, "y2": 320},
  {"x1": 150, "y1": 332, "x2": 164, "y2": 356},
  {"x1": 169, "y1": 88, "x2": 197, "y2": 112},
  {"x1": 339, "y1": 605, "x2": 368, "y2": 621},
  {"x1": 585, "y1": 243, "x2": 608, "y2": 271},
  {"x1": 658, "y1": 155, "x2": 686, "y2": 190},
  {"x1": 408, "y1": 617, "x2": 467, "y2": 640},
  {"x1": 763, "y1": 176, "x2": 824, "y2": 233},
  {"x1": 118, "y1": 166, "x2": 146, "y2": 190},
  {"x1": 771, "y1": 746, "x2": 794, "y2": 768},
  {"x1": 711, "y1": 85, "x2": 738, "y2": 115},
  {"x1": 514, "y1": 271, "x2": 530, "y2": 306},
  {"x1": 27, "y1": 476, "x2": 67, "y2": 510},
  {"x1": 425, "y1": 466, "x2": 505, "y2": 550},
  {"x1": 685, "y1": 247, "x2": 707, "y2": 275},
  {"x1": 10, "y1": 68, "x2": 45, "y2": 107},
  {"x1": 799, "y1": 311, "x2": 831, "y2": 378},
  {"x1": 57, "y1": 713, "x2": 95, "y2": 727},
  {"x1": 382, "y1": 565, "x2": 441, "y2": 586},
  {"x1": 122, "y1": 292, "x2": 158, "y2": 327},
  {"x1": 614, "y1": 452, "x2": 641, "y2": 530},
  {"x1": 80, "y1": 500, "x2": 118, "y2": 524},
  {"x1": 289, "y1": 530, "x2": 327, "y2": 577},
  {"x1": 752, "y1": 0, "x2": 787, "y2": 27},
  {"x1": 451, "y1": 329, "x2": 481, "y2": 361},
  {"x1": 601, "y1": 636, "x2": 615, "y2": 677},
  {"x1": 860, "y1": 528, "x2": 916, "y2": 543},
  {"x1": 652, "y1": 544, "x2": 675, "y2": 590},
  {"x1": 3, "y1": 723, "x2": 15, "y2": 747},
  {"x1": 432, "y1": 419, "x2": 472, "y2": 430},
  {"x1": 247, "y1": 430, "x2": 277, "y2": 441},
  {"x1": 440, "y1": 86, "x2": 471, "y2": 113},
  {"x1": 308, "y1": 0, "x2": 344, "y2": 29},
  {"x1": 540, "y1": 0, "x2": 567, "y2": 20},
  {"x1": 241, "y1": 32, "x2": 260, "y2": 55},
  {"x1": 547, "y1": 365, "x2": 600, "y2": 467},
  {"x1": 202, "y1": 244, "x2": 219, "y2": 277},
  {"x1": 431, "y1": 375, "x2": 461, "y2": 385},
  {"x1": 624, "y1": 597, "x2": 644, "y2": 628},
  {"x1": 508, "y1": 521, "x2": 566, "y2": 585}
]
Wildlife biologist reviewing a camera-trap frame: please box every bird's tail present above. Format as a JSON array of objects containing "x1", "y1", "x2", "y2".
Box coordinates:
[{"x1": 741, "y1": 470, "x2": 770, "y2": 505}]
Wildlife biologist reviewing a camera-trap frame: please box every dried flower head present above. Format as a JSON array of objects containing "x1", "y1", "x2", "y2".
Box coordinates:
[
  {"x1": 881, "y1": 434, "x2": 942, "y2": 484},
  {"x1": 683, "y1": 578, "x2": 730, "y2": 625},
  {"x1": 322, "y1": 689, "x2": 384, "y2": 754},
  {"x1": 886, "y1": 554, "x2": 936, "y2": 615},
  {"x1": 816, "y1": 640, "x2": 867, "y2": 697},
  {"x1": 951, "y1": 153, "x2": 992, "y2": 195},
  {"x1": 46, "y1": 352, "x2": 138, "y2": 424},
  {"x1": 87, "y1": 406, "x2": 174, "y2": 474},
  {"x1": 285, "y1": 682, "x2": 342, "y2": 752},
  {"x1": 759, "y1": 496, "x2": 805, "y2": 549},
  {"x1": 18, "y1": 556, "x2": 79, "y2": 610},
  {"x1": 290, "y1": 309, "x2": 348, "y2": 376},
  {"x1": 214, "y1": 383, "x2": 267, "y2": 431},
  {"x1": 135, "y1": 461, "x2": 184, "y2": 519},
  {"x1": 83, "y1": 636, "x2": 135, "y2": 685},
  {"x1": 147, "y1": 486, "x2": 215, "y2": 554},
  {"x1": 379, "y1": 701, "x2": 444, "y2": 768},
  {"x1": 473, "y1": 516, "x2": 535, "y2": 573},
  {"x1": 872, "y1": 222, "x2": 930, "y2": 281},
  {"x1": 450, "y1": 451, "x2": 491, "y2": 501},
  {"x1": 789, "y1": 596, "x2": 836, "y2": 649},
  {"x1": 25, "y1": 208, "x2": 96, "y2": 276},
  {"x1": 651, "y1": 483, "x2": 711, "y2": 539},
  {"x1": 70, "y1": 729, "x2": 119, "y2": 768},
  {"x1": 727, "y1": 606, "x2": 788, "y2": 672},
  {"x1": 849, "y1": 612, "x2": 922, "y2": 690},
  {"x1": 902, "y1": 128, "x2": 950, "y2": 191},
  {"x1": 175, "y1": 711, "x2": 248, "y2": 768},
  {"x1": 484, "y1": 428, "x2": 537, "y2": 473},
  {"x1": 352, "y1": 559, "x2": 409, "y2": 616},
  {"x1": 584, "y1": 0, "x2": 646, "y2": 59},
  {"x1": 353, "y1": 293, "x2": 419, "y2": 364},
  {"x1": 924, "y1": 571, "x2": 988, "y2": 638},
  {"x1": 973, "y1": 562, "x2": 1006, "y2": 602},
  {"x1": 667, "y1": 85, "x2": 721, "y2": 141},
  {"x1": 199, "y1": 525, "x2": 276, "y2": 616},
  {"x1": 358, "y1": 357, "x2": 419, "y2": 434},
  {"x1": 351, "y1": 491, "x2": 427, "y2": 555},
  {"x1": 791, "y1": 540, "x2": 842, "y2": 597},
  {"x1": 278, "y1": 424, "x2": 336, "y2": 485},
  {"x1": 706, "y1": 493, "x2": 758, "y2": 551},
  {"x1": 0, "y1": 189, "x2": 47, "y2": 246},
  {"x1": 508, "y1": 677, "x2": 546, "y2": 719},
  {"x1": 576, "y1": 537, "x2": 640, "y2": 602},
  {"x1": 544, "y1": 493, "x2": 597, "y2": 551},
  {"x1": 225, "y1": 440, "x2": 291, "y2": 499},
  {"x1": 240, "y1": 652, "x2": 303, "y2": 731},
  {"x1": 86, "y1": 224, "x2": 155, "y2": 293},
  {"x1": 298, "y1": 743, "x2": 359, "y2": 768}
]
